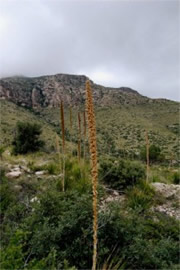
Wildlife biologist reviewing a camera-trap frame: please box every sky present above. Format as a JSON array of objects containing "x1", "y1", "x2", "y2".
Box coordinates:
[{"x1": 0, "y1": 0, "x2": 179, "y2": 101}]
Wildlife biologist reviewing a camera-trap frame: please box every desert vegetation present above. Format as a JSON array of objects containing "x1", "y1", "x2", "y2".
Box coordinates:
[{"x1": 0, "y1": 81, "x2": 179, "y2": 270}]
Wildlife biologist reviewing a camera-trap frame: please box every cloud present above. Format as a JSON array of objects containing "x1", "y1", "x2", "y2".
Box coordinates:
[{"x1": 0, "y1": 0, "x2": 179, "y2": 100}]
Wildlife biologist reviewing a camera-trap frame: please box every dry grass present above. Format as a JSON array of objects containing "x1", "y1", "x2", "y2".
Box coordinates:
[{"x1": 86, "y1": 80, "x2": 98, "y2": 270}]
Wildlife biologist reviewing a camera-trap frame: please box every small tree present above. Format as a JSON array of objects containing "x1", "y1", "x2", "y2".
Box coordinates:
[
  {"x1": 12, "y1": 122, "x2": 45, "y2": 154},
  {"x1": 99, "y1": 158, "x2": 145, "y2": 190},
  {"x1": 140, "y1": 144, "x2": 164, "y2": 164},
  {"x1": 0, "y1": 146, "x2": 5, "y2": 160}
]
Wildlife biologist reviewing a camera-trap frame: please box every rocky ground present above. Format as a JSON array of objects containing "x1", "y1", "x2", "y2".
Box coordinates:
[
  {"x1": 151, "y1": 182, "x2": 180, "y2": 220},
  {"x1": 2, "y1": 152, "x2": 180, "y2": 220},
  {"x1": 100, "y1": 183, "x2": 180, "y2": 220}
]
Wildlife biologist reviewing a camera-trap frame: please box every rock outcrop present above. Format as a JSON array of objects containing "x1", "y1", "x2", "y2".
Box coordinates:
[
  {"x1": 152, "y1": 182, "x2": 180, "y2": 220},
  {"x1": 0, "y1": 73, "x2": 149, "y2": 108}
]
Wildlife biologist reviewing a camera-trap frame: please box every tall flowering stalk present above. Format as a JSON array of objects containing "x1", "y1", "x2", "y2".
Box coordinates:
[
  {"x1": 60, "y1": 101, "x2": 65, "y2": 192},
  {"x1": 78, "y1": 112, "x2": 81, "y2": 162},
  {"x1": 86, "y1": 80, "x2": 98, "y2": 270},
  {"x1": 56, "y1": 134, "x2": 61, "y2": 161},
  {"x1": 69, "y1": 106, "x2": 73, "y2": 156},
  {"x1": 145, "y1": 130, "x2": 150, "y2": 182},
  {"x1": 69, "y1": 106, "x2": 72, "y2": 131},
  {"x1": 83, "y1": 110, "x2": 87, "y2": 160}
]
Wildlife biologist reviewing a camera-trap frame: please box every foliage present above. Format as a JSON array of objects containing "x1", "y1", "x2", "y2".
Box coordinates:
[
  {"x1": 99, "y1": 158, "x2": 145, "y2": 190},
  {"x1": 20, "y1": 191, "x2": 93, "y2": 269},
  {"x1": 63, "y1": 159, "x2": 91, "y2": 193},
  {"x1": 0, "y1": 145, "x2": 5, "y2": 159},
  {"x1": 29, "y1": 161, "x2": 60, "y2": 175},
  {"x1": 140, "y1": 144, "x2": 165, "y2": 163},
  {"x1": 172, "y1": 172, "x2": 180, "y2": 185},
  {"x1": 12, "y1": 122, "x2": 45, "y2": 154},
  {"x1": 0, "y1": 170, "x2": 16, "y2": 216},
  {"x1": 126, "y1": 180, "x2": 155, "y2": 211},
  {"x1": 1, "y1": 174, "x2": 179, "y2": 270},
  {"x1": 98, "y1": 203, "x2": 179, "y2": 270}
]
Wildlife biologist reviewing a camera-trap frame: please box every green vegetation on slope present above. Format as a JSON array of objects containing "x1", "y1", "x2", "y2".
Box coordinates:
[{"x1": 0, "y1": 154, "x2": 179, "y2": 269}]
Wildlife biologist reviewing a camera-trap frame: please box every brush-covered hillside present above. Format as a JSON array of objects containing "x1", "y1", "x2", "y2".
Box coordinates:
[
  {"x1": 0, "y1": 74, "x2": 179, "y2": 163},
  {"x1": 0, "y1": 74, "x2": 180, "y2": 270}
]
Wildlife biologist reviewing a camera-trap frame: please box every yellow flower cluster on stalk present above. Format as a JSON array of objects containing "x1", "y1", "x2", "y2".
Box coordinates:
[{"x1": 85, "y1": 80, "x2": 98, "y2": 270}]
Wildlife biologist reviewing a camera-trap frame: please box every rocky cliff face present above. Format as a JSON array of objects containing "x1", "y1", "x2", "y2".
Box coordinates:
[{"x1": 0, "y1": 73, "x2": 149, "y2": 108}]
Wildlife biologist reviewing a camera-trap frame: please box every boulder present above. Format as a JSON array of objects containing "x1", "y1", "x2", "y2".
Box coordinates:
[
  {"x1": 6, "y1": 171, "x2": 22, "y2": 178},
  {"x1": 35, "y1": 170, "x2": 47, "y2": 176}
]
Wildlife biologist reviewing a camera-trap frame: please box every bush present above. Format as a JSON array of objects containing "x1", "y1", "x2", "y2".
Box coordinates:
[
  {"x1": 99, "y1": 158, "x2": 145, "y2": 190},
  {"x1": 140, "y1": 144, "x2": 164, "y2": 163},
  {"x1": 63, "y1": 159, "x2": 91, "y2": 193},
  {"x1": 173, "y1": 172, "x2": 180, "y2": 185},
  {"x1": 0, "y1": 172, "x2": 16, "y2": 216},
  {"x1": 21, "y1": 191, "x2": 93, "y2": 269},
  {"x1": 12, "y1": 122, "x2": 45, "y2": 155},
  {"x1": 98, "y1": 203, "x2": 179, "y2": 270},
  {"x1": 0, "y1": 145, "x2": 5, "y2": 159},
  {"x1": 1, "y1": 186, "x2": 179, "y2": 270},
  {"x1": 126, "y1": 181, "x2": 155, "y2": 211},
  {"x1": 45, "y1": 162, "x2": 59, "y2": 175}
]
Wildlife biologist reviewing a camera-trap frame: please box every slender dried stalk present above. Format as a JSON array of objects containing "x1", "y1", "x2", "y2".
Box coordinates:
[
  {"x1": 69, "y1": 106, "x2": 73, "y2": 156},
  {"x1": 69, "y1": 106, "x2": 72, "y2": 131},
  {"x1": 145, "y1": 130, "x2": 150, "y2": 182},
  {"x1": 56, "y1": 134, "x2": 61, "y2": 160},
  {"x1": 83, "y1": 110, "x2": 86, "y2": 160},
  {"x1": 60, "y1": 101, "x2": 65, "y2": 192},
  {"x1": 86, "y1": 80, "x2": 98, "y2": 270},
  {"x1": 78, "y1": 112, "x2": 81, "y2": 162}
]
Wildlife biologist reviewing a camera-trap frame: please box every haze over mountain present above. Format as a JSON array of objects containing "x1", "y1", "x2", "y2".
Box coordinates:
[{"x1": 0, "y1": 0, "x2": 179, "y2": 100}]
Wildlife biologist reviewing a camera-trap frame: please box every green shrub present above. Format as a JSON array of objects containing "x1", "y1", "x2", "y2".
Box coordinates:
[
  {"x1": 140, "y1": 144, "x2": 165, "y2": 163},
  {"x1": 99, "y1": 158, "x2": 145, "y2": 190},
  {"x1": 0, "y1": 145, "x2": 5, "y2": 159},
  {"x1": 45, "y1": 162, "x2": 59, "y2": 175},
  {"x1": 173, "y1": 172, "x2": 180, "y2": 184},
  {"x1": 98, "y1": 203, "x2": 179, "y2": 270},
  {"x1": 0, "y1": 230, "x2": 26, "y2": 270},
  {"x1": 1, "y1": 188, "x2": 179, "y2": 270},
  {"x1": 63, "y1": 159, "x2": 91, "y2": 193},
  {"x1": 0, "y1": 230, "x2": 62, "y2": 270},
  {"x1": 21, "y1": 191, "x2": 93, "y2": 269},
  {"x1": 12, "y1": 122, "x2": 45, "y2": 155},
  {"x1": 0, "y1": 172, "x2": 16, "y2": 215},
  {"x1": 126, "y1": 180, "x2": 155, "y2": 210}
]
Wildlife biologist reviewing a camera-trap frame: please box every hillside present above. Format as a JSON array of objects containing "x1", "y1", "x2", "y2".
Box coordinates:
[
  {"x1": 0, "y1": 73, "x2": 154, "y2": 108},
  {"x1": 0, "y1": 74, "x2": 179, "y2": 162},
  {"x1": 0, "y1": 100, "x2": 57, "y2": 150},
  {"x1": 1, "y1": 74, "x2": 179, "y2": 270}
]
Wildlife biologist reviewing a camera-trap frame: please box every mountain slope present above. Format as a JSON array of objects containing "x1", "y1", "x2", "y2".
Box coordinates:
[
  {"x1": 0, "y1": 100, "x2": 57, "y2": 149},
  {"x1": 0, "y1": 74, "x2": 179, "y2": 162},
  {"x1": 0, "y1": 73, "x2": 150, "y2": 108}
]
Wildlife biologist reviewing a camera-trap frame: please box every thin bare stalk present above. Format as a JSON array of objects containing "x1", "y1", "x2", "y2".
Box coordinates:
[
  {"x1": 83, "y1": 110, "x2": 86, "y2": 161},
  {"x1": 60, "y1": 101, "x2": 65, "y2": 192},
  {"x1": 86, "y1": 80, "x2": 98, "y2": 270},
  {"x1": 78, "y1": 112, "x2": 81, "y2": 162},
  {"x1": 69, "y1": 106, "x2": 72, "y2": 131},
  {"x1": 145, "y1": 130, "x2": 150, "y2": 182},
  {"x1": 56, "y1": 134, "x2": 61, "y2": 161},
  {"x1": 69, "y1": 106, "x2": 73, "y2": 156}
]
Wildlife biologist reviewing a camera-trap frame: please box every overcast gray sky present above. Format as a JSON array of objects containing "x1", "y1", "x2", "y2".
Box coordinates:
[{"x1": 0, "y1": 0, "x2": 179, "y2": 100}]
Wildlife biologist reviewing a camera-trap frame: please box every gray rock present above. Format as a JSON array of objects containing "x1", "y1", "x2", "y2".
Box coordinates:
[
  {"x1": 6, "y1": 171, "x2": 22, "y2": 178},
  {"x1": 35, "y1": 170, "x2": 47, "y2": 175}
]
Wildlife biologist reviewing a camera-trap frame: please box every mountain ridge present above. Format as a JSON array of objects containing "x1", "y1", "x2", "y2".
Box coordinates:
[{"x1": 1, "y1": 73, "x2": 174, "y2": 109}]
